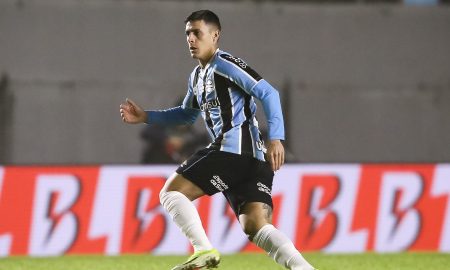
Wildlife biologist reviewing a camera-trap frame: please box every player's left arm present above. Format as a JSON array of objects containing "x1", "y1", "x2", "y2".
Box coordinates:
[
  {"x1": 216, "y1": 54, "x2": 285, "y2": 171},
  {"x1": 250, "y1": 80, "x2": 285, "y2": 171}
]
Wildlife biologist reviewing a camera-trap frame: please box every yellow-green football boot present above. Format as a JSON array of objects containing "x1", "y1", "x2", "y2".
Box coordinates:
[{"x1": 170, "y1": 249, "x2": 220, "y2": 270}]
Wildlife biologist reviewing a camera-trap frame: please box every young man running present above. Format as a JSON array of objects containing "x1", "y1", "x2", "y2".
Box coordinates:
[{"x1": 120, "y1": 9, "x2": 316, "y2": 270}]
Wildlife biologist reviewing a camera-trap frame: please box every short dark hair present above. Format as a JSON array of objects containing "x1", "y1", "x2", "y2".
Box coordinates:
[{"x1": 185, "y1": 10, "x2": 221, "y2": 31}]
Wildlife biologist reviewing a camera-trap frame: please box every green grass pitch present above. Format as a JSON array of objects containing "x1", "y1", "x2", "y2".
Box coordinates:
[{"x1": 0, "y1": 252, "x2": 449, "y2": 270}]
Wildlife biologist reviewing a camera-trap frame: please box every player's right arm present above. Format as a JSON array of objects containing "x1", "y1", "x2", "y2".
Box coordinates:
[
  {"x1": 120, "y1": 98, "x2": 200, "y2": 125},
  {"x1": 120, "y1": 72, "x2": 201, "y2": 125}
]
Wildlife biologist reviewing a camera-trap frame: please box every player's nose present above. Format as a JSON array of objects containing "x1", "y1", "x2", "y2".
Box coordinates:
[{"x1": 187, "y1": 33, "x2": 196, "y2": 43}]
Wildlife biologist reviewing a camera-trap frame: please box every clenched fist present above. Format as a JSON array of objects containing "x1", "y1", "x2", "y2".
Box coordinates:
[{"x1": 119, "y1": 98, "x2": 147, "y2": 124}]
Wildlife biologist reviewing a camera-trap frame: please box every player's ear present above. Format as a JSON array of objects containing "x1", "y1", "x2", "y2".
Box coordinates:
[{"x1": 213, "y1": 30, "x2": 220, "y2": 42}]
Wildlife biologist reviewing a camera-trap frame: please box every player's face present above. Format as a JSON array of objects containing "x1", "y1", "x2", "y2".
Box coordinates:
[{"x1": 185, "y1": 20, "x2": 219, "y2": 65}]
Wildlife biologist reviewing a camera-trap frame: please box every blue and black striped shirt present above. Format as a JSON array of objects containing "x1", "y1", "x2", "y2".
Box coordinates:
[{"x1": 147, "y1": 49, "x2": 284, "y2": 161}]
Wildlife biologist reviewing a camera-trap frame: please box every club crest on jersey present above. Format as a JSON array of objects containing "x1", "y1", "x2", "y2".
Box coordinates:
[{"x1": 205, "y1": 80, "x2": 214, "y2": 93}]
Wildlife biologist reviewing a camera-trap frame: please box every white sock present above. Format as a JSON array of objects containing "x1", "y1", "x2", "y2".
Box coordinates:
[
  {"x1": 253, "y1": 224, "x2": 315, "y2": 270},
  {"x1": 159, "y1": 191, "x2": 213, "y2": 252}
]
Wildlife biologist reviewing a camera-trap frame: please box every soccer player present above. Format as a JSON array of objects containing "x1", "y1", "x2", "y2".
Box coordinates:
[{"x1": 120, "y1": 10, "x2": 316, "y2": 270}]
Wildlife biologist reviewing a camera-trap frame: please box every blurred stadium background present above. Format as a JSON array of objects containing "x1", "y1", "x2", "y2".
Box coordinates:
[
  {"x1": 1, "y1": 0, "x2": 450, "y2": 164},
  {"x1": 0, "y1": 0, "x2": 450, "y2": 268}
]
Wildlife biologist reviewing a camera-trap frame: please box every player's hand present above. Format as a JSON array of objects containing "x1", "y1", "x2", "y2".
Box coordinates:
[
  {"x1": 119, "y1": 98, "x2": 147, "y2": 124},
  {"x1": 266, "y1": 140, "x2": 285, "y2": 171}
]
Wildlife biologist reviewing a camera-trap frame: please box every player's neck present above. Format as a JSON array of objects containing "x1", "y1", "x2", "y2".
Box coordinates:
[{"x1": 198, "y1": 47, "x2": 219, "y2": 68}]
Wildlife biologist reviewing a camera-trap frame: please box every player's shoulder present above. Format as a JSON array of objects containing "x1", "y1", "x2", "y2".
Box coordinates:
[
  {"x1": 214, "y1": 50, "x2": 262, "y2": 81},
  {"x1": 190, "y1": 65, "x2": 201, "y2": 76},
  {"x1": 215, "y1": 50, "x2": 249, "y2": 71},
  {"x1": 189, "y1": 65, "x2": 201, "y2": 82}
]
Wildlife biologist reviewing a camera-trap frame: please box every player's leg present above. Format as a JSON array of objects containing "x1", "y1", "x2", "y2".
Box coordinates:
[
  {"x1": 160, "y1": 173, "x2": 220, "y2": 270},
  {"x1": 161, "y1": 148, "x2": 225, "y2": 270},
  {"x1": 239, "y1": 202, "x2": 315, "y2": 270},
  {"x1": 228, "y1": 158, "x2": 315, "y2": 270},
  {"x1": 159, "y1": 173, "x2": 213, "y2": 251}
]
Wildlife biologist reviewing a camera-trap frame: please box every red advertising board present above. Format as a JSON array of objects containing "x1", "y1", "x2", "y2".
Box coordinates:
[{"x1": 0, "y1": 164, "x2": 449, "y2": 256}]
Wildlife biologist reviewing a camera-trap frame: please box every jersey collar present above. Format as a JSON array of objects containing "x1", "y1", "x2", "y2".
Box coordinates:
[{"x1": 201, "y1": 48, "x2": 220, "y2": 71}]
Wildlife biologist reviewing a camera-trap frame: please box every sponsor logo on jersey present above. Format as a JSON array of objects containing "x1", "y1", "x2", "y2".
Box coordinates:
[
  {"x1": 256, "y1": 140, "x2": 265, "y2": 151},
  {"x1": 200, "y1": 97, "x2": 220, "y2": 112},
  {"x1": 224, "y1": 55, "x2": 248, "y2": 69},
  {"x1": 219, "y1": 53, "x2": 263, "y2": 81},
  {"x1": 210, "y1": 175, "x2": 229, "y2": 191}
]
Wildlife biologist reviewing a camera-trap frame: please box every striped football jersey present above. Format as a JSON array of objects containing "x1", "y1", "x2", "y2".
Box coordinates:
[{"x1": 147, "y1": 49, "x2": 284, "y2": 161}]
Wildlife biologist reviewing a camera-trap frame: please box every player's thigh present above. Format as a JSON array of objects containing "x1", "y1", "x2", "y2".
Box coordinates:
[
  {"x1": 235, "y1": 159, "x2": 275, "y2": 239},
  {"x1": 161, "y1": 173, "x2": 205, "y2": 201},
  {"x1": 166, "y1": 148, "x2": 237, "y2": 200},
  {"x1": 238, "y1": 202, "x2": 273, "y2": 239},
  {"x1": 177, "y1": 148, "x2": 249, "y2": 196}
]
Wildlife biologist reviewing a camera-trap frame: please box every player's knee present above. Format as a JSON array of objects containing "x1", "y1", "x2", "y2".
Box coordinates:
[
  {"x1": 242, "y1": 218, "x2": 269, "y2": 241},
  {"x1": 159, "y1": 174, "x2": 184, "y2": 206},
  {"x1": 242, "y1": 220, "x2": 258, "y2": 241},
  {"x1": 159, "y1": 189, "x2": 167, "y2": 206},
  {"x1": 159, "y1": 189, "x2": 174, "y2": 207},
  {"x1": 240, "y1": 203, "x2": 273, "y2": 241}
]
